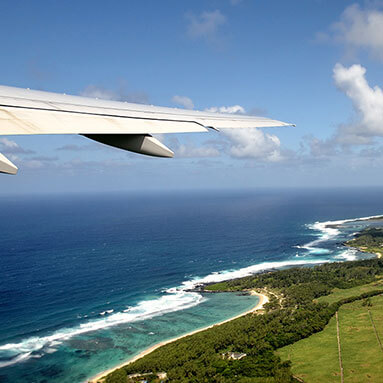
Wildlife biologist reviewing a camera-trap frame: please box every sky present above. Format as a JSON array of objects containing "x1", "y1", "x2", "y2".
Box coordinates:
[{"x1": 1, "y1": 0, "x2": 383, "y2": 194}]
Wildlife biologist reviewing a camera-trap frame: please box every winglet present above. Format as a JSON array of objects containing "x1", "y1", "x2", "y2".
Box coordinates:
[{"x1": 0, "y1": 153, "x2": 18, "y2": 175}]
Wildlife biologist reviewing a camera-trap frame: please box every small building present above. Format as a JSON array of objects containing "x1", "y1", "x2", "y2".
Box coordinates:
[
  {"x1": 222, "y1": 351, "x2": 247, "y2": 360},
  {"x1": 127, "y1": 371, "x2": 167, "y2": 382}
]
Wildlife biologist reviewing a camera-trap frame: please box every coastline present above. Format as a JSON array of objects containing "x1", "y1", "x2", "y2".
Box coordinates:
[
  {"x1": 344, "y1": 243, "x2": 382, "y2": 259},
  {"x1": 88, "y1": 292, "x2": 269, "y2": 383}
]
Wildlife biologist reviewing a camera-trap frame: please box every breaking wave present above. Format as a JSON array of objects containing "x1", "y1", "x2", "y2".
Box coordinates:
[
  {"x1": 298, "y1": 214, "x2": 383, "y2": 255},
  {"x1": 0, "y1": 258, "x2": 327, "y2": 368},
  {"x1": 0, "y1": 291, "x2": 204, "y2": 367},
  {"x1": 168, "y1": 259, "x2": 328, "y2": 293}
]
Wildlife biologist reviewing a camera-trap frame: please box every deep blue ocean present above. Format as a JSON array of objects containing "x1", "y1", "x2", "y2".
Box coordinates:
[{"x1": 1, "y1": 188, "x2": 383, "y2": 383}]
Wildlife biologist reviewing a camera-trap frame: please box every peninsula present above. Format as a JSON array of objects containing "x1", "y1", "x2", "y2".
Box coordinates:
[{"x1": 345, "y1": 226, "x2": 383, "y2": 258}]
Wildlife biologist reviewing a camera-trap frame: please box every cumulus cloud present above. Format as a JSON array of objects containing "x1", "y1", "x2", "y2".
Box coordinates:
[
  {"x1": 0, "y1": 138, "x2": 34, "y2": 154},
  {"x1": 205, "y1": 105, "x2": 245, "y2": 114},
  {"x1": 56, "y1": 143, "x2": 105, "y2": 152},
  {"x1": 223, "y1": 128, "x2": 283, "y2": 161},
  {"x1": 167, "y1": 136, "x2": 220, "y2": 158},
  {"x1": 186, "y1": 10, "x2": 226, "y2": 43},
  {"x1": 16, "y1": 155, "x2": 131, "y2": 174},
  {"x1": 175, "y1": 144, "x2": 220, "y2": 158},
  {"x1": 322, "y1": 3, "x2": 383, "y2": 60},
  {"x1": 302, "y1": 135, "x2": 339, "y2": 158},
  {"x1": 80, "y1": 85, "x2": 149, "y2": 104},
  {"x1": 172, "y1": 95, "x2": 194, "y2": 110},
  {"x1": 57, "y1": 144, "x2": 84, "y2": 151},
  {"x1": 80, "y1": 86, "x2": 116, "y2": 100},
  {"x1": 333, "y1": 63, "x2": 383, "y2": 144},
  {"x1": 204, "y1": 105, "x2": 284, "y2": 161}
]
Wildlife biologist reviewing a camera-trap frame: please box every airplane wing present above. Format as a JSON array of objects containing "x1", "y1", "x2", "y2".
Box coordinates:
[{"x1": 0, "y1": 85, "x2": 294, "y2": 175}]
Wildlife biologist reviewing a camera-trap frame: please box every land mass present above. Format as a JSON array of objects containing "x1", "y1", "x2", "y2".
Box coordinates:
[
  {"x1": 95, "y1": 256, "x2": 383, "y2": 383},
  {"x1": 278, "y1": 281, "x2": 383, "y2": 382},
  {"x1": 345, "y1": 226, "x2": 383, "y2": 258}
]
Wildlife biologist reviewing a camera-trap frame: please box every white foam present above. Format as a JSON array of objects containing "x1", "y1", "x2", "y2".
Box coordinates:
[
  {"x1": 99, "y1": 309, "x2": 114, "y2": 316},
  {"x1": 336, "y1": 248, "x2": 358, "y2": 261},
  {"x1": 44, "y1": 348, "x2": 57, "y2": 354},
  {"x1": 301, "y1": 214, "x2": 383, "y2": 255},
  {"x1": 169, "y1": 259, "x2": 328, "y2": 293},
  {"x1": 0, "y1": 290, "x2": 204, "y2": 365},
  {"x1": 0, "y1": 352, "x2": 32, "y2": 368}
]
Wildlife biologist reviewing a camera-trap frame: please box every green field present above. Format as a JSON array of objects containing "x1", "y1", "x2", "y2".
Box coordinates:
[
  {"x1": 316, "y1": 277, "x2": 383, "y2": 305},
  {"x1": 278, "y1": 293, "x2": 383, "y2": 382}
]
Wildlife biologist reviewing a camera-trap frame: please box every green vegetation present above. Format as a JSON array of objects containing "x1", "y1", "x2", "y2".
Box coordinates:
[
  {"x1": 278, "y1": 293, "x2": 383, "y2": 382},
  {"x1": 279, "y1": 312, "x2": 339, "y2": 382},
  {"x1": 316, "y1": 277, "x2": 383, "y2": 305},
  {"x1": 345, "y1": 227, "x2": 383, "y2": 257},
  {"x1": 101, "y1": 259, "x2": 383, "y2": 383}
]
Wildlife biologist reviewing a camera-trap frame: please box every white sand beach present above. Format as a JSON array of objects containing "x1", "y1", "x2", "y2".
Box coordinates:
[{"x1": 88, "y1": 292, "x2": 269, "y2": 383}]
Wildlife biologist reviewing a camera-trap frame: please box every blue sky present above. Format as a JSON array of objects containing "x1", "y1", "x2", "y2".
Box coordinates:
[{"x1": 1, "y1": 0, "x2": 383, "y2": 194}]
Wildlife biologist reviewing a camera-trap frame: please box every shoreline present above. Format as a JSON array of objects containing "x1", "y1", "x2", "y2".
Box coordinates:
[
  {"x1": 88, "y1": 292, "x2": 269, "y2": 383},
  {"x1": 344, "y1": 243, "x2": 382, "y2": 259}
]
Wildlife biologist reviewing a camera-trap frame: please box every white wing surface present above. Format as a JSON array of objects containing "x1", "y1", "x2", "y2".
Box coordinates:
[{"x1": 0, "y1": 85, "x2": 294, "y2": 174}]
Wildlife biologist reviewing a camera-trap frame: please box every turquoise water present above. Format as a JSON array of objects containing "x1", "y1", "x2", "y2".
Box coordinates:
[
  {"x1": 79, "y1": 293, "x2": 258, "y2": 382},
  {"x1": 3, "y1": 293, "x2": 258, "y2": 383}
]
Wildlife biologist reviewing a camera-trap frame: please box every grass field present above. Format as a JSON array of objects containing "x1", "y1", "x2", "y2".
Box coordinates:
[
  {"x1": 278, "y1": 293, "x2": 383, "y2": 382},
  {"x1": 315, "y1": 277, "x2": 383, "y2": 305}
]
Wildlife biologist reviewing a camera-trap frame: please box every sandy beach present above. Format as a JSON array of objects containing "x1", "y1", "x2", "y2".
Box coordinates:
[{"x1": 88, "y1": 292, "x2": 269, "y2": 383}]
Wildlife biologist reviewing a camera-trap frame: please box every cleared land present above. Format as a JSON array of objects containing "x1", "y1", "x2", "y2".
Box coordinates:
[
  {"x1": 278, "y1": 291, "x2": 383, "y2": 383},
  {"x1": 316, "y1": 277, "x2": 383, "y2": 305}
]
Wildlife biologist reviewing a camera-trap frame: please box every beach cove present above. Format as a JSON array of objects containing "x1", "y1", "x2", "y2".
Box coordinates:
[{"x1": 89, "y1": 293, "x2": 269, "y2": 383}]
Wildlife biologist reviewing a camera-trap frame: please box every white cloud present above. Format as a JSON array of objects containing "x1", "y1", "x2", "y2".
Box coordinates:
[
  {"x1": 0, "y1": 138, "x2": 19, "y2": 150},
  {"x1": 204, "y1": 105, "x2": 283, "y2": 161},
  {"x1": 0, "y1": 138, "x2": 34, "y2": 154},
  {"x1": 172, "y1": 95, "x2": 194, "y2": 110},
  {"x1": 333, "y1": 63, "x2": 383, "y2": 144},
  {"x1": 302, "y1": 135, "x2": 339, "y2": 158},
  {"x1": 167, "y1": 136, "x2": 219, "y2": 158},
  {"x1": 205, "y1": 105, "x2": 245, "y2": 114},
  {"x1": 325, "y1": 3, "x2": 383, "y2": 60},
  {"x1": 80, "y1": 85, "x2": 117, "y2": 100},
  {"x1": 223, "y1": 128, "x2": 282, "y2": 161},
  {"x1": 175, "y1": 144, "x2": 220, "y2": 158},
  {"x1": 186, "y1": 10, "x2": 226, "y2": 43},
  {"x1": 80, "y1": 85, "x2": 149, "y2": 104}
]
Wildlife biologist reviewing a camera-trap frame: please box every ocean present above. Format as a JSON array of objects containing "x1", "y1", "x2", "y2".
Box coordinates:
[{"x1": 0, "y1": 187, "x2": 383, "y2": 383}]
